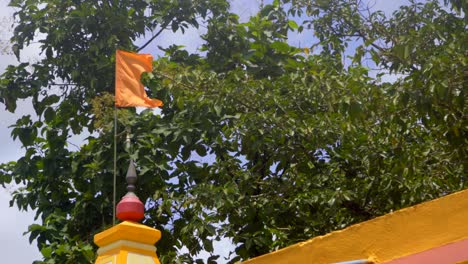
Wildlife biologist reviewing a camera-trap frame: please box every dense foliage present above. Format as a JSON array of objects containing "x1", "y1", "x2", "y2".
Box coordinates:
[{"x1": 0, "y1": 0, "x2": 466, "y2": 263}]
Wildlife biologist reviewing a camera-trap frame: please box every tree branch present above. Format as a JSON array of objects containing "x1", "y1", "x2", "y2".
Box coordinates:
[{"x1": 137, "y1": 21, "x2": 171, "y2": 52}]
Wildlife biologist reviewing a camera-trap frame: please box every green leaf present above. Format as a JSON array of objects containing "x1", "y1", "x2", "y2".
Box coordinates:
[
  {"x1": 195, "y1": 145, "x2": 207, "y2": 157},
  {"x1": 288, "y1": 20, "x2": 299, "y2": 30},
  {"x1": 270, "y1": 41, "x2": 290, "y2": 53},
  {"x1": 41, "y1": 247, "x2": 53, "y2": 258},
  {"x1": 12, "y1": 44, "x2": 20, "y2": 60},
  {"x1": 44, "y1": 107, "x2": 56, "y2": 123}
]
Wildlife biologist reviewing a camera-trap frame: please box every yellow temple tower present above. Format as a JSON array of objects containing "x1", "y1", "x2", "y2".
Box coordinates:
[{"x1": 94, "y1": 161, "x2": 161, "y2": 264}]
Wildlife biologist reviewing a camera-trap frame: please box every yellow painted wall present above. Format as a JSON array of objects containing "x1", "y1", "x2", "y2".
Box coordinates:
[
  {"x1": 94, "y1": 221, "x2": 161, "y2": 264},
  {"x1": 127, "y1": 252, "x2": 157, "y2": 264},
  {"x1": 242, "y1": 189, "x2": 468, "y2": 264}
]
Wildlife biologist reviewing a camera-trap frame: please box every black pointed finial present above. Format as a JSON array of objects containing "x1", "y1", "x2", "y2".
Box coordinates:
[{"x1": 126, "y1": 160, "x2": 137, "y2": 193}]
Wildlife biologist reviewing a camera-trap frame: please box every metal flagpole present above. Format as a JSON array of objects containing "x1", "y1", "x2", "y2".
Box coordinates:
[{"x1": 113, "y1": 107, "x2": 117, "y2": 225}]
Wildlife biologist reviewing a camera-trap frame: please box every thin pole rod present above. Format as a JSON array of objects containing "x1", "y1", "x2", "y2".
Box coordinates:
[{"x1": 113, "y1": 107, "x2": 117, "y2": 225}]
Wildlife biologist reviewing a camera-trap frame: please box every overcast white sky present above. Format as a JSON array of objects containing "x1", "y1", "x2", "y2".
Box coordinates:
[
  {"x1": 0, "y1": 0, "x2": 410, "y2": 263},
  {"x1": 0, "y1": 0, "x2": 44, "y2": 262}
]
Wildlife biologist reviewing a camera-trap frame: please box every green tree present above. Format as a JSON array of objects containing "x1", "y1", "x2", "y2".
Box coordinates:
[{"x1": 0, "y1": 0, "x2": 466, "y2": 263}]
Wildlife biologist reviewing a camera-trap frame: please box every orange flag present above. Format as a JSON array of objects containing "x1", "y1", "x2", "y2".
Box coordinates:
[{"x1": 115, "y1": 50, "x2": 163, "y2": 108}]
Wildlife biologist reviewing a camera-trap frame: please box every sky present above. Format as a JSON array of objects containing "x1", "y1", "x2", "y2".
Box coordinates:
[
  {"x1": 0, "y1": 0, "x2": 44, "y2": 262},
  {"x1": 0, "y1": 0, "x2": 413, "y2": 263}
]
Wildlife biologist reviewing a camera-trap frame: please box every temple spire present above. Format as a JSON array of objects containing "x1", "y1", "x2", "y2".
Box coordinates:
[{"x1": 116, "y1": 160, "x2": 144, "y2": 222}]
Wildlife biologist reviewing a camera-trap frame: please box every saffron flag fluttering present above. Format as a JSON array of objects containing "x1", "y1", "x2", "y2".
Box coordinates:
[{"x1": 115, "y1": 50, "x2": 163, "y2": 108}]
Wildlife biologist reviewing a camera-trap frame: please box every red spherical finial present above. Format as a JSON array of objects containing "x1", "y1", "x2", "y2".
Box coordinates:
[
  {"x1": 116, "y1": 193, "x2": 145, "y2": 222},
  {"x1": 116, "y1": 161, "x2": 145, "y2": 222}
]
